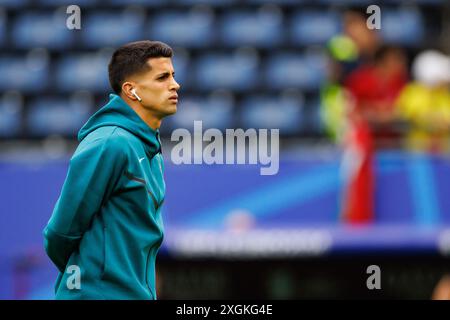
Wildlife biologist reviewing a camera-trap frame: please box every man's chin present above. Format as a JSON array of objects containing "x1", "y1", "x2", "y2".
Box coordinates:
[
  {"x1": 168, "y1": 105, "x2": 177, "y2": 114},
  {"x1": 162, "y1": 105, "x2": 177, "y2": 117}
]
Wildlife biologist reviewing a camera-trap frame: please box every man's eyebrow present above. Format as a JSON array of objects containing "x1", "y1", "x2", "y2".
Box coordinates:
[{"x1": 155, "y1": 71, "x2": 175, "y2": 77}]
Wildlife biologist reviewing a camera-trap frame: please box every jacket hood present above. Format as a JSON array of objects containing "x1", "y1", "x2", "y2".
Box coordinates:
[{"x1": 78, "y1": 94, "x2": 161, "y2": 156}]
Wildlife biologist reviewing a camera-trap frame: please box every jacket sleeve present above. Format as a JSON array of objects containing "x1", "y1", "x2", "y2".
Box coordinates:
[{"x1": 43, "y1": 132, "x2": 126, "y2": 273}]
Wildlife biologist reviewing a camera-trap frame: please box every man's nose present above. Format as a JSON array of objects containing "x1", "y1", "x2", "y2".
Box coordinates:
[{"x1": 170, "y1": 78, "x2": 180, "y2": 91}]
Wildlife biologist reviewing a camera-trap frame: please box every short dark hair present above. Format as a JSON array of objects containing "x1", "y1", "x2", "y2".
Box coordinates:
[{"x1": 108, "y1": 40, "x2": 173, "y2": 94}]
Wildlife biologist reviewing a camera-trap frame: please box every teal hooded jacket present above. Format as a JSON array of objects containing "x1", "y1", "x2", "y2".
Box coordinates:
[{"x1": 43, "y1": 94, "x2": 165, "y2": 300}]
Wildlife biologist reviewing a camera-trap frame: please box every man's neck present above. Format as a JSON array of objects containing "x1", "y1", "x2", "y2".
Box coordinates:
[
  {"x1": 121, "y1": 95, "x2": 161, "y2": 131},
  {"x1": 132, "y1": 105, "x2": 161, "y2": 131}
]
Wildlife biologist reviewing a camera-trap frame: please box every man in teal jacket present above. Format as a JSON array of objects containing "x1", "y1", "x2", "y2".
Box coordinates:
[{"x1": 43, "y1": 40, "x2": 180, "y2": 299}]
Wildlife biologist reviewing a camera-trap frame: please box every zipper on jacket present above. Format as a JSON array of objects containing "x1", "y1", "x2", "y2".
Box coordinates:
[{"x1": 144, "y1": 247, "x2": 154, "y2": 299}]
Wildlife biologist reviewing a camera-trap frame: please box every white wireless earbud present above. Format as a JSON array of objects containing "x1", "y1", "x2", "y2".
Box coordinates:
[{"x1": 131, "y1": 88, "x2": 142, "y2": 102}]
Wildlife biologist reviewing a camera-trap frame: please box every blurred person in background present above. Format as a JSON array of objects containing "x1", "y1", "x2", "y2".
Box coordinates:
[
  {"x1": 43, "y1": 40, "x2": 180, "y2": 299},
  {"x1": 321, "y1": 10, "x2": 407, "y2": 224},
  {"x1": 396, "y1": 50, "x2": 450, "y2": 153},
  {"x1": 344, "y1": 45, "x2": 408, "y2": 148},
  {"x1": 340, "y1": 45, "x2": 408, "y2": 224},
  {"x1": 328, "y1": 10, "x2": 381, "y2": 79},
  {"x1": 321, "y1": 10, "x2": 381, "y2": 142}
]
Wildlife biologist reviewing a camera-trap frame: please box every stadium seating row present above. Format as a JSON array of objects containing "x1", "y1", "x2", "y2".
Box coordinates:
[
  {"x1": 0, "y1": 8, "x2": 425, "y2": 48},
  {"x1": 0, "y1": 92, "x2": 322, "y2": 137},
  {"x1": 0, "y1": 49, "x2": 330, "y2": 92},
  {"x1": 0, "y1": 0, "x2": 445, "y2": 8}
]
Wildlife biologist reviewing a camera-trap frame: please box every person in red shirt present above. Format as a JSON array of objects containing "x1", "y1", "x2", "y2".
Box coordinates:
[{"x1": 341, "y1": 45, "x2": 408, "y2": 224}]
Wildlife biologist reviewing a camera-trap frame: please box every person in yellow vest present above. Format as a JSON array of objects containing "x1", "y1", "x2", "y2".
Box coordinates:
[{"x1": 396, "y1": 50, "x2": 450, "y2": 153}]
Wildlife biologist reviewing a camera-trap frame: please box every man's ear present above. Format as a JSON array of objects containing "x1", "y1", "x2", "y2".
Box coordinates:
[{"x1": 122, "y1": 82, "x2": 138, "y2": 101}]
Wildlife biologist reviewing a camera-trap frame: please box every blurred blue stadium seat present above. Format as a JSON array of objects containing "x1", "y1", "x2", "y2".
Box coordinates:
[
  {"x1": 240, "y1": 94, "x2": 304, "y2": 134},
  {"x1": 108, "y1": 0, "x2": 163, "y2": 5},
  {"x1": 380, "y1": 8, "x2": 425, "y2": 46},
  {"x1": 265, "y1": 51, "x2": 328, "y2": 90},
  {"x1": 12, "y1": 12, "x2": 74, "y2": 49},
  {"x1": 0, "y1": 0, "x2": 29, "y2": 8},
  {"x1": 163, "y1": 92, "x2": 235, "y2": 133},
  {"x1": 0, "y1": 54, "x2": 49, "y2": 93},
  {"x1": 27, "y1": 96, "x2": 93, "y2": 136},
  {"x1": 56, "y1": 53, "x2": 111, "y2": 93},
  {"x1": 319, "y1": 0, "x2": 372, "y2": 4},
  {"x1": 172, "y1": 49, "x2": 190, "y2": 90},
  {"x1": 220, "y1": 8, "x2": 284, "y2": 48},
  {"x1": 37, "y1": 0, "x2": 97, "y2": 6},
  {"x1": 0, "y1": 9, "x2": 6, "y2": 47},
  {"x1": 302, "y1": 97, "x2": 324, "y2": 134},
  {"x1": 194, "y1": 50, "x2": 260, "y2": 91},
  {"x1": 291, "y1": 10, "x2": 341, "y2": 45},
  {"x1": 174, "y1": 0, "x2": 236, "y2": 5},
  {"x1": 82, "y1": 11, "x2": 146, "y2": 48},
  {"x1": 247, "y1": 0, "x2": 300, "y2": 4},
  {"x1": 384, "y1": 0, "x2": 443, "y2": 4},
  {"x1": 0, "y1": 93, "x2": 23, "y2": 138},
  {"x1": 148, "y1": 9, "x2": 215, "y2": 48}
]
